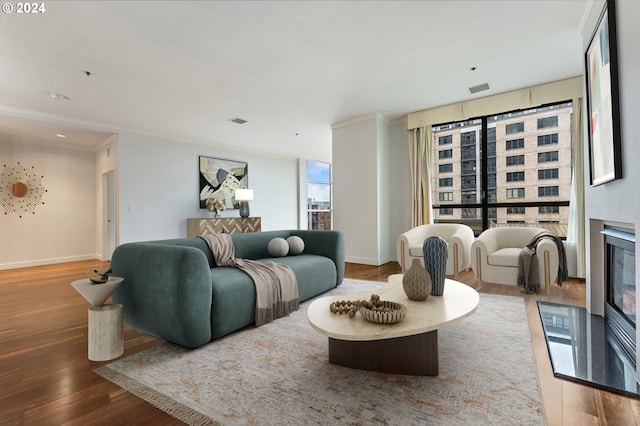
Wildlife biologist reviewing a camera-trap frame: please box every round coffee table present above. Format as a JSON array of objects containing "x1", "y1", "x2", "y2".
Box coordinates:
[{"x1": 307, "y1": 274, "x2": 479, "y2": 376}]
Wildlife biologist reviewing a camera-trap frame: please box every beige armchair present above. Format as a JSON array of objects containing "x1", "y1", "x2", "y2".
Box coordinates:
[
  {"x1": 471, "y1": 227, "x2": 560, "y2": 294},
  {"x1": 396, "y1": 223, "x2": 475, "y2": 278}
]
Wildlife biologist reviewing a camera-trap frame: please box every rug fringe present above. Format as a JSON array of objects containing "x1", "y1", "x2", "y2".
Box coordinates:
[{"x1": 95, "y1": 366, "x2": 218, "y2": 426}]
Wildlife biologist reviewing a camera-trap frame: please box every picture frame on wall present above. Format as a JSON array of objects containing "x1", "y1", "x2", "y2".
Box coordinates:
[
  {"x1": 198, "y1": 156, "x2": 248, "y2": 209},
  {"x1": 585, "y1": 0, "x2": 622, "y2": 186}
]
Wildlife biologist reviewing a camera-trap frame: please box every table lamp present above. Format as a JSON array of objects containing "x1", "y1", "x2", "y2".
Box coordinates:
[{"x1": 235, "y1": 189, "x2": 254, "y2": 218}]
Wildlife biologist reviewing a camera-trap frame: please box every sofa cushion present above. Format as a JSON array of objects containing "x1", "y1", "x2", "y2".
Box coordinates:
[
  {"x1": 488, "y1": 247, "x2": 522, "y2": 267},
  {"x1": 209, "y1": 254, "x2": 338, "y2": 340},
  {"x1": 268, "y1": 237, "x2": 289, "y2": 257},
  {"x1": 270, "y1": 254, "x2": 337, "y2": 301},
  {"x1": 287, "y1": 235, "x2": 305, "y2": 255}
]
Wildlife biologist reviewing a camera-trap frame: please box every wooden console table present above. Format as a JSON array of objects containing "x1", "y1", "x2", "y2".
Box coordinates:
[{"x1": 187, "y1": 217, "x2": 261, "y2": 236}]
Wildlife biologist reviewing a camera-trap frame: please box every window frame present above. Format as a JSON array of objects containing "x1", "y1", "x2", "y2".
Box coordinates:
[
  {"x1": 306, "y1": 160, "x2": 332, "y2": 230},
  {"x1": 430, "y1": 101, "x2": 572, "y2": 235}
]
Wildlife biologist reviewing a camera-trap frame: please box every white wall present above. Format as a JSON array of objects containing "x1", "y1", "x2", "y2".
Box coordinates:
[
  {"x1": 582, "y1": 0, "x2": 640, "y2": 380},
  {"x1": 117, "y1": 132, "x2": 299, "y2": 243},
  {"x1": 333, "y1": 114, "x2": 410, "y2": 266},
  {"x1": 583, "y1": 0, "x2": 640, "y2": 310},
  {"x1": 333, "y1": 116, "x2": 379, "y2": 264},
  {"x1": 2, "y1": 131, "x2": 301, "y2": 268},
  {"x1": 0, "y1": 141, "x2": 98, "y2": 269}
]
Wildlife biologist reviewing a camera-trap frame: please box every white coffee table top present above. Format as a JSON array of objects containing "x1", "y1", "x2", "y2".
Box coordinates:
[{"x1": 307, "y1": 274, "x2": 479, "y2": 341}]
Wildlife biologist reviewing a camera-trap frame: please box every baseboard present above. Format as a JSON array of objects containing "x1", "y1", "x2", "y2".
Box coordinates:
[
  {"x1": 345, "y1": 256, "x2": 383, "y2": 266},
  {"x1": 0, "y1": 254, "x2": 102, "y2": 271}
]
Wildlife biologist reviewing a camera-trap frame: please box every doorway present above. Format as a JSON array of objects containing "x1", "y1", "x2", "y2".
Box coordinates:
[{"x1": 104, "y1": 170, "x2": 117, "y2": 260}]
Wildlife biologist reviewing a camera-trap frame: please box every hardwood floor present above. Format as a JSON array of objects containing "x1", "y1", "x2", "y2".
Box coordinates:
[{"x1": 1, "y1": 260, "x2": 639, "y2": 425}]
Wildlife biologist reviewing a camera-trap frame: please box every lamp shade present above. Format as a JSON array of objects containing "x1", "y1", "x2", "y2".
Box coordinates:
[{"x1": 235, "y1": 189, "x2": 254, "y2": 201}]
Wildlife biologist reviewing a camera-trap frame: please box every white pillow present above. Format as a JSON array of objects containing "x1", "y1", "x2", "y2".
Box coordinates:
[
  {"x1": 287, "y1": 236, "x2": 305, "y2": 255},
  {"x1": 268, "y1": 237, "x2": 289, "y2": 257}
]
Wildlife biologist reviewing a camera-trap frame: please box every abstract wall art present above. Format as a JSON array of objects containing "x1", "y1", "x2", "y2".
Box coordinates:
[
  {"x1": 198, "y1": 156, "x2": 248, "y2": 210},
  {"x1": 585, "y1": 0, "x2": 622, "y2": 186}
]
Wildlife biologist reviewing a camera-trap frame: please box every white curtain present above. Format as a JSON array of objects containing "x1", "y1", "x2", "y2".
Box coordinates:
[
  {"x1": 567, "y1": 97, "x2": 586, "y2": 278},
  {"x1": 408, "y1": 126, "x2": 432, "y2": 227}
]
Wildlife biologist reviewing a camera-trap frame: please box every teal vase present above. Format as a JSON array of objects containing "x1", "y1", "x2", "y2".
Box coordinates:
[{"x1": 423, "y1": 236, "x2": 448, "y2": 296}]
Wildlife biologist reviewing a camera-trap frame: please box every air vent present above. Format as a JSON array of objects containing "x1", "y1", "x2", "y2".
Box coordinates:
[
  {"x1": 228, "y1": 117, "x2": 248, "y2": 125},
  {"x1": 468, "y1": 83, "x2": 490, "y2": 94}
]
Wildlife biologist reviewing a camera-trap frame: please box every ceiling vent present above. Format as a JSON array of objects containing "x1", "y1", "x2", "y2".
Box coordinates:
[
  {"x1": 228, "y1": 117, "x2": 248, "y2": 125},
  {"x1": 468, "y1": 82, "x2": 490, "y2": 94}
]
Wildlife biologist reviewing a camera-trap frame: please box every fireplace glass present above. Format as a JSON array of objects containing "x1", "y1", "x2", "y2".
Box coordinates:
[
  {"x1": 604, "y1": 227, "x2": 636, "y2": 367},
  {"x1": 610, "y1": 244, "x2": 636, "y2": 325}
]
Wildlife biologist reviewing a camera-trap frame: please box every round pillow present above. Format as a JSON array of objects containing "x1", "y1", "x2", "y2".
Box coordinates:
[
  {"x1": 268, "y1": 237, "x2": 289, "y2": 257},
  {"x1": 287, "y1": 236, "x2": 305, "y2": 255}
]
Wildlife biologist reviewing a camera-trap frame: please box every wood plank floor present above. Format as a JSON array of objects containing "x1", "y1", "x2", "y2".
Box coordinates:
[{"x1": 1, "y1": 260, "x2": 639, "y2": 425}]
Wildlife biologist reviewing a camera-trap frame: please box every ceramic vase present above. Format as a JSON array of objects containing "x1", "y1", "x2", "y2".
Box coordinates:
[
  {"x1": 402, "y1": 258, "x2": 432, "y2": 301},
  {"x1": 423, "y1": 236, "x2": 448, "y2": 296}
]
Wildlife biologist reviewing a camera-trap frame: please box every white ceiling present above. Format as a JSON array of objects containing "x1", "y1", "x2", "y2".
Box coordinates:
[{"x1": 0, "y1": 0, "x2": 590, "y2": 161}]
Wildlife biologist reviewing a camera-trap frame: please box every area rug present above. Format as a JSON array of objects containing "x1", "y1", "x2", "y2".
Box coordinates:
[{"x1": 96, "y1": 279, "x2": 545, "y2": 425}]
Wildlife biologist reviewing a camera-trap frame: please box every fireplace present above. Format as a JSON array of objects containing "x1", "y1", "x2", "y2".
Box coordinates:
[{"x1": 603, "y1": 226, "x2": 636, "y2": 367}]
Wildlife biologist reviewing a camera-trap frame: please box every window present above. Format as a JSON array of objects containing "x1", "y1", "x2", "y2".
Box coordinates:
[
  {"x1": 439, "y1": 163, "x2": 453, "y2": 173},
  {"x1": 439, "y1": 192, "x2": 453, "y2": 201},
  {"x1": 506, "y1": 155, "x2": 525, "y2": 166},
  {"x1": 507, "y1": 207, "x2": 525, "y2": 214},
  {"x1": 438, "y1": 135, "x2": 452, "y2": 145},
  {"x1": 506, "y1": 171, "x2": 525, "y2": 182},
  {"x1": 306, "y1": 160, "x2": 331, "y2": 230},
  {"x1": 539, "y1": 206, "x2": 559, "y2": 214},
  {"x1": 537, "y1": 116, "x2": 558, "y2": 129},
  {"x1": 461, "y1": 131, "x2": 476, "y2": 145},
  {"x1": 461, "y1": 145, "x2": 476, "y2": 160},
  {"x1": 538, "y1": 168, "x2": 559, "y2": 180},
  {"x1": 461, "y1": 175, "x2": 476, "y2": 189},
  {"x1": 538, "y1": 151, "x2": 558, "y2": 163},
  {"x1": 439, "y1": 149, "x2": 453, "y2": 159},
  {"x1": 430, "y1": 101, "x2": 572, "y2": 237},
  {"x1": 506, "y1": 188, "x2": 525, "y2": 198},
  {"x1": 537, "y1": 133, "x2": 558, "y2": 146},
  {"x1": 506, "y1": 122, "x2": 524, "y2": 134},
  {"x1": 538, "y1": 186, "x2": 559, "y2": 197},
  {"x1": 506, "y1": 138, "x2": 524, "y2": 150}
]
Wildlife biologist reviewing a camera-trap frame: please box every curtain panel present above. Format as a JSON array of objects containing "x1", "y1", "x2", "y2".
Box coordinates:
[
  {"x1": 408, "y1": 126, "x2": 432, "y2": 227},
  {"x1": 567, "y1": 97, "x2": 586, "y2": 278}
]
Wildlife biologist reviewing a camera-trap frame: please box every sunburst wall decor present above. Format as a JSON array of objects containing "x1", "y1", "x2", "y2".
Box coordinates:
[{"x1": 1, "y1": 162, "x2": 47, "y2": 218}]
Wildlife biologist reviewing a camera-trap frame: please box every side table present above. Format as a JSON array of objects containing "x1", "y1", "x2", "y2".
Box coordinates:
[{"x1": 71, "y1": 276, "x2": 124, "y2": 361}]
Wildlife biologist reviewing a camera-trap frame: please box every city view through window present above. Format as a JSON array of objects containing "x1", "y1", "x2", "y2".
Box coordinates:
[
  {"x1": 307, "y1": 160, "x2": 332, "y2": 230},
  {"x1": 431, "y1": 102, "x2": 573, "y2": 237}
]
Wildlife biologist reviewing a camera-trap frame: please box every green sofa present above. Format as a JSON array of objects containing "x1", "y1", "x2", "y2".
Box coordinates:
[{"x1": 110, "y1": 230, "x2": 345, "y2": 348}]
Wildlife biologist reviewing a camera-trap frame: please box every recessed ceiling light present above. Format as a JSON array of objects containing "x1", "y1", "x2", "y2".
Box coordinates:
[
  {"x1": 56, "y1": 133, "x2": 67, "y2": 138},
  {"x1": 47, "y1": 92, "x2": 71, "y2": 101},
  {"x1": 228, "y1": 117, "x2": 248, "y2": 125}
]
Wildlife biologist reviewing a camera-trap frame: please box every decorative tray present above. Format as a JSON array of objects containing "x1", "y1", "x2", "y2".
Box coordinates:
[{"x1": 358, "y1": 300, "x2": 406, "y2": 324}]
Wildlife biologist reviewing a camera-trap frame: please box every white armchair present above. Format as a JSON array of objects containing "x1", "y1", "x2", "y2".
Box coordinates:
[
  {"x1": 396, "y1": 223, "x2": 475, "y2": 278},
  {"x1": 471, "y1": 227, "x2": 560, "y2": 294}
]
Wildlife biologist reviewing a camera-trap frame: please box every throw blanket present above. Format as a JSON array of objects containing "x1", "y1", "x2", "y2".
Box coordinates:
[
  {"x1": 199, "y1": 233, "x2": 299, "y2": 326},
  {"x1": 517, "y1": 231, "x2": 568, "y2": 294}
]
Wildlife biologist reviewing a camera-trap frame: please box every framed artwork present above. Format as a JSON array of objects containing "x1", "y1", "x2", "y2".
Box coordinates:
[
  {"x1": 585, "y1": 0, "x2": 622, "y2": 186},
  {"x1": 198, "y1": 156, "x2": 248, "y2": 209}
]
